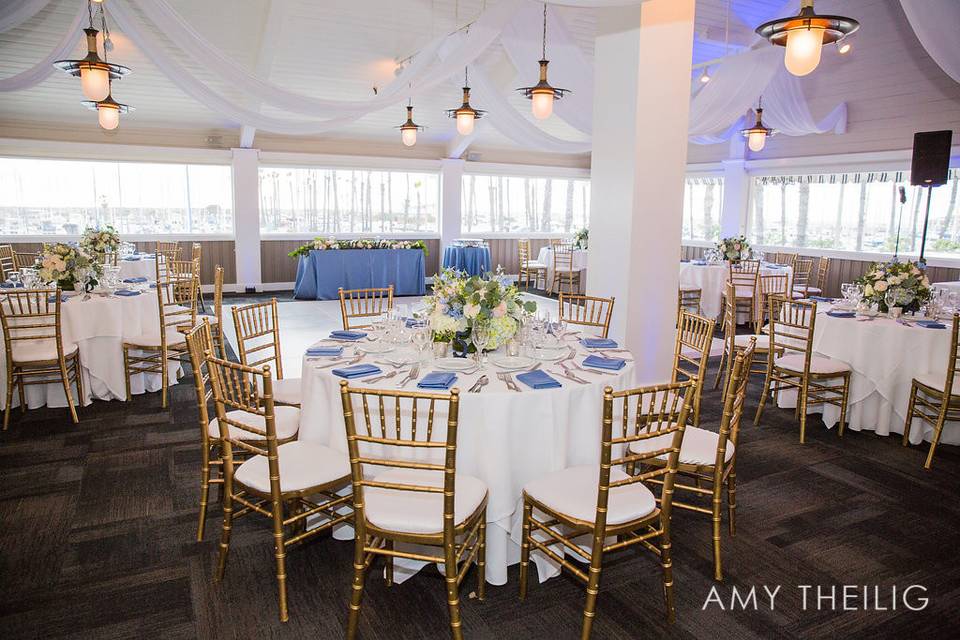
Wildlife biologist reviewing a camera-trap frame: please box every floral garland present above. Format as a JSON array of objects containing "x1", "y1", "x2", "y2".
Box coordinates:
[
  {"x1": 79, "y1": 226, "x2": 121, "y2": 255},
  {"x1": 424, "y1": 268, "x2": 537, "y2": 348},
  {"x1": 38, "y1": 243, "x2": 102, "y2": 291},
  {"x1": 716, "y1": 235, "x2": 752, "y2": 262},
  {"x1": 573, "y1": 228, "x2": 588, "y2": 250},
  {"x1": 855, "y1": 260, "x2": 931, "y2": 313},
  {"x1": 288, "y1": 237, "x2": 429, "y2": 258}
]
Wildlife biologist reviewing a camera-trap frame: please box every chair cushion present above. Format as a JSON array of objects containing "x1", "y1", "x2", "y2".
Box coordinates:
[
  {"x1": 208, "y1": 405, "x2": 301, "y2": 440},
  {"x1": 10, "y1": 339, "x2": 78, "y2": 363},
  {"x1": 774, "y1": 353, "x2": 850, "y2": 374},
  {"x1": 803, "y1": 286, "x2": 822, "y2": 295},
  {"x1": 234, "y1": 440, "x2": 349, "y2": 494},
  {"x1": 734, "y1": 333, "x2": 770, "y2": 350},
  {"x1": 198, "y1": 313, "x2": 220, "y2": 325},
  {"x1": 915, "y1": 371, "x2": 960, "y2": 396},
  {"x1": 524, "y1": 465, "x2": 656, "y2": 526},
  {"x1": 629, "y1": 426, "x2": 734, "y2": 467},
  {"x1": 523, "y1": 261, "x2": 547, "y2": 269},
  {"x1": 364, "y1": 468, "x2": 487, "y2": 534},
  {"x1": 124, "y1": 328, "x2": 188, "y2": 348},
  {"x1": 734, "y1": 286, "x2": 755, "y2": 298}
]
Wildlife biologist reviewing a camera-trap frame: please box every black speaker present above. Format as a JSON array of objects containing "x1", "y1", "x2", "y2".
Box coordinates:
[{"x1": 910, "y1": 130, "x2": 952, "y2": 186}]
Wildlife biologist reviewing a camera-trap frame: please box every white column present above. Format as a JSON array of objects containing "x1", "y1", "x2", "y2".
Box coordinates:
[
  {"x1": 439, "y1": 158, "x2": 464, "y2": 255},
  {"x1": 231, "y1": 148, "x2": 262, "y2": 292},
  {"x1": 585, "y1": 0, "x2": 695, "y2": 383},
  {"x1": 720, "y1": 157, "x2": 750, "y2": 238}
]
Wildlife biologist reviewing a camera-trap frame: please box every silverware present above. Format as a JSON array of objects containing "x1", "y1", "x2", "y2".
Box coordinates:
[
  {"x1": 375, "y1": 360, "x2": 409, "y2": 369},
  {"x1": 364, "y1": 370, "x2": 400, "y2": 384},
  {"x1": 565, "y1": 360, "x2": 615, "y2": 376},
  {"x1": 398, "y1": 364, "x2": 421, "y2": 388},
  {"x1": 496, "y1": 371, "x2": 522, "y2": 392},
  {"x1": 468, "y1": 374, "x2": 489, "y2": 393},
  {"x1": 551, "y1": 368, "x2": 588, "y2": 385},
  {"x1": 313, "y1": 354, "x2": 363, "y2": 369}
]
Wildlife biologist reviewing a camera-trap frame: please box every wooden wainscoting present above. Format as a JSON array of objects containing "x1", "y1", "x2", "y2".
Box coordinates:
[
  {"x1": 260, "y1": 238, "x2": 442, "y2": 284},
  {"x1": 484, "y1": 238, "x2": 556, "y2": 274}
]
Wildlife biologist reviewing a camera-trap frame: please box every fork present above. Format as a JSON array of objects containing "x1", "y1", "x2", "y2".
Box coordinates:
[
  {"x1": 398, "y1": 364, "x2": 421, "y2": 387},
  {"x1": 497, "y1": 372, "x2": 522, "y2": 392},
  {"x1": 313, "y1": 354, "x2": 364, "y2": 369},
  {"x1": 468, "y1": 374, "x2": 489, "y2": 393},
  {"x1": 365, "y1": 370, "x2": 401, "y2": 384},
  {"x1": 551, "y1": 368, "x2": 588, "y2": 385},
  {"x1": 375, "y1": 360, "x2": 408, "y2": 369},
  {"x1": 565, "y1": 360, "x2": 615, "y2": 377}
]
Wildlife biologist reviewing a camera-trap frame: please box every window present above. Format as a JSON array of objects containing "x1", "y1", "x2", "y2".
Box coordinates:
[
  {"x1": 0, "y1": 157, "x2": 233, "y2": 235},
  {"x1": 748, "y1": 170, "x2": 960, "y2": 257},
  {"x1": 460, "y1": 174, "x2": 590, "y2": 234},
  {"x1": 683, "y1": 176, "x2": 723, "y2": 242},
  {"x1": 259, "y1": 167, "x2": 440, "y2": 234}
]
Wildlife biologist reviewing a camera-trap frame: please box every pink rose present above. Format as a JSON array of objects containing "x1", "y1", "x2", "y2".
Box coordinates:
[{"x1": 493, "y1": 301, "x2": 507, "y2": 317}]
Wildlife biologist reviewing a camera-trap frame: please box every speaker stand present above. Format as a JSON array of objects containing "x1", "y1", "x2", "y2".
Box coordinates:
[{"x1": 918, "y1": 186, "x2": 933, "y2": 265}]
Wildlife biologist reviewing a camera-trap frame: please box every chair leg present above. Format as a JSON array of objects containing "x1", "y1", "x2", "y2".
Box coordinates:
[
  {"x1": 59, "y1": 358, "x2": 79, "y2": 424},
  {"x1": 346, "y1": 532, "x2": 369, "y2": 640},
  {"x1": 519, "y1": 499, "x2": 532, "y2": 600},
  {"x1": 660, "y1": 520, "x2": 677, "y2": 624},
  {"x1": 196, "y1": 450, "x2": 211, "y2": 542},
  {"x1": 727, "y1": 469, "x2": 737, "y2": 536},
  {"x1": 713, "y1": 347, "x2": 727, "y2": 391},
  {"x1": 925, "y1": 408, "x2": 949, "y2": 470},
  {"x1": 753, "y1": 369, "x2": 772, "y2": 426},
  {"x1": 799, "y1": 379, "x2": 810, "y2": 444},
  {"x1": 711, "y1": 482, "x2": 723, "y2": 581},
  {"x1": 902, "y1": 383, "x2": 918, "y2": 446},
  {"x1": 4, "y1": 368, "x2": 15, "y2": 430},
  {"x1": 384, "y1": 540, "x2": 394, "y2": 587},
  {"x1": 17, "y1": 372, "x2": 26, "y2": 414},
  {"x1": 214, "y1": 486, "x2": 234, "y2": 582},
  {"x1": 581, "y1": 528, "x2": 606, "y2": 640},
  {"x1": 838, "y1": 374, "x2": 850, "y2": 438},
  {"x1": 122, "y1": 346, "x2": 132, "y2": 401},
  {"x1": 272, "y1": 502, "x2": 289, "y2": 622},
  {"x1": 160, "y1": 349, "x2": 169, "y2": 410},
  {"x1": 73, "y1": 355, "x2": 85, "y2": 406},
  {"x1": 443, "y1": 535, "x2": 464, "y2": 640},
  {"x1": 477, "y1": 514, "x2": 487, "y2": 601}
]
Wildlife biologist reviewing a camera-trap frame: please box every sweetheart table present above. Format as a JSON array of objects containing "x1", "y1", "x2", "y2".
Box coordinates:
[
  {"x1": 293, "y1": 249, "x2": 426, "y2": 300},
  {"x1": 298, "y1": 338, "x2": 636, "y2": 585},
  {"x1": 441, "y1": 245, "x2": 491, "y2": 276}
]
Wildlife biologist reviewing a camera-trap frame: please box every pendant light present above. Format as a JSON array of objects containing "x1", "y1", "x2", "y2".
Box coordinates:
[
  {"x1": 446, "y1": 68, "x2": 485, "y2": 136},
  {"x1": 81, "y1": 81, "x2": 133, "y2": 131},
  {"x1": 756, "y1": 0, "x2": 859, "y2": 77},
  {"x1": 741, "y1": 98, "x2": 775, "y2": 153},
  {"x1": 517, "y1": 3, "x2": 569, "y2": 120},
  {"x1": 53, "y1": 0, "x2": 131, "y2": 101},
  {"x1": 397, "y1": 101, "x2": 425, "y2": 147}
]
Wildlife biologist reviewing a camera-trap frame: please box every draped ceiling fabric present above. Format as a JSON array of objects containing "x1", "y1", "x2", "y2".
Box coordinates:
[
  {"x1": 899, "y1": 0, "x2": 960, "y2": 85},
  {"x1": 0, "y1": 0, "x2": 846, "y2": 151}
]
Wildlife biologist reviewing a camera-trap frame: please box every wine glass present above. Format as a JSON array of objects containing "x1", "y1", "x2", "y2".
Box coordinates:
[
  {"x1": 885, "y1": 288, "x2": 900, "y2": 317},
  {"x1": 840, "y1": 283, "x2": 853, "y2": 306},
  {"x1": 412, "y1": 324, "x2": 430, "y2": 362},
  {"x1": 471, "y1": 324, "x2": 490, "y2": 366}
]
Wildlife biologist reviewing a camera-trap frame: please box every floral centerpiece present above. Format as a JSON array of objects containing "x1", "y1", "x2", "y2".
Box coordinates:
[
  {"x1": 38, "y1": 243, "x2": 102, "y2": 292},
  {"x1": 855, "y1": 259, "x2": 931, "y2": 313},
  {"x1": 79, "y1": 225, "x2": 121, "y2": 256},
  {"x1": 573, "y1": 228, "x2": 588, "y2": 250},
  {"x1": 716, "y1": 235, "x2": 752, "y2": 262},
  {"x1": 288, "y1": 237, "x2": 429, "y2": 258},
  {"x1": 423, "y1": 268, "x2": 536, "y2": 349}
]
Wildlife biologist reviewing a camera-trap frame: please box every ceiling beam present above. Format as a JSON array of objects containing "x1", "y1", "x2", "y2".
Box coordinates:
[
  {"x1": 239, "y1": 0, "x2": 291, "y2": 148},
  {"x1": 446, "y1": 128, "x2": 478, "y2": 160}
]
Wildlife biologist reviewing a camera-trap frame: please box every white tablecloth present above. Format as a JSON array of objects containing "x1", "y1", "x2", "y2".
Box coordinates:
[
  {"x1": 776, "y1": 309, "x2": 956, "y2": 445},
  {"x1": 119, "y1": 257, "x2": 157, "y2": 281},
  {"x1": 679, "y1": 262, "x2": 793, "y2": 320},
  {"x1": 299, "y1": 339, "x2": 635, "y2": 585},
  {"x1": 933, "y1": 281, "x2": 960, "y2": 296},
  {"x1": 0, "y1": 290, "x2": 180, "y2": 410},
  {"x1": 535, "y1": 247, "x2": 588, "y2": 293}
]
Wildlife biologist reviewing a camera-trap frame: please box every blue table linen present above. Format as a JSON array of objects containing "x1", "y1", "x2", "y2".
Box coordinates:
[
  {"x1": 417, "y1": 371, "x2": 458, "y2": 390},
  {"x1": 114, "y1": 289, "x2": 141, "y2": 297},
  {"x1": 332, "y1": 364, "x2": 381, "y2": 379},
  {"x1": 916, "y1": 320, "x2": 946, "y2": 329},
  {"x1": 516, "y1": 370, "x2": 562, "y2": 390},
  {"x1": 330, "y1": 330, "x2": 367, "y2": 340},
  {"x1": 123, "y1": 276, "x2": 148, "y2": 283},
  {"x1": 582, "y1": 355, "x2": 626, "y2": 371},
  {"x1": 294, "y1": 249, "x2": 426, "y2": 300},
  {"x1": 580, "y1": 337, "x2": 618, "y2": 349},
  {"x1": 306, "y1": 345, "x2": 344, "y2": 357},
  {"x1": 826, "y1": 310, "x2": 855, "y2": 318},
  {"x1": 1, "y1": 281, "x2": 24, "y2": 288},
  {"x1": 442, "y1": 246, "x2": 492, "y2": 276}
]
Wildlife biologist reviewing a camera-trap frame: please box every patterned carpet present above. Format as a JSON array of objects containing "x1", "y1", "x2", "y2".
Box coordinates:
[{"x1": 2, "y1": 310, "x2": 960, "y2": 639}]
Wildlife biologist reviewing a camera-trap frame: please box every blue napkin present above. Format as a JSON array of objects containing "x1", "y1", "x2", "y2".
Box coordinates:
[
  {"x1": 330, "y1": 330, "x2": 368, "y2": 341},
  {"x1": 916, "y1": 320, "x2": 946, "y2": 329},
  {"x1": 149, "y1": 282, "x2": 157, "y2": 288},
  {"x1": 306, "y1": 345, "x2": 343, "y2": 357},
  {"x1": 580, "y1": 337, "x2": 618, "y2": 349},
  {"x1": 0, "y1": 281, "x2": 23, "y2": 288},
  {"x1": 516, "y1": 369, "x2": 562, "y2": 390},
  {"x1": 404, "y1": 317, "x2": 425, "y2": 328},
  {"x1": 826, "y1": 310, "x2": 855, "y2": 318},
  {"x1": 122, "y1": 256, "x2": 141, "y2": 261},
  {"x1": 691, "y1": 260, "x2": 707, "y2": 266},
  {"x1": 332, "y1": 363, "x2": 381, "y2": 379},
  {"x1": 47, "y1": 294, "x2": 69, "y2": 303},
  {"x1": 583, "y1": 355, "x2": 626, "y2": 371},
  {"x1": 809, "y1": 296, "x2": 833, "y2": 303},
  {"x1": 417, "y1": 371, "x2": 458, "y2": 390},
  {"x1": 114, "y1": 289, "x2": 141, "y2": 297},
  {"x1": 123, "y1": 276, "x2": 148, "y2": 283}
]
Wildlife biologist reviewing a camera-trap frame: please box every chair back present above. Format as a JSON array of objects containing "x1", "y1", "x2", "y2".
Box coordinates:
[
  {"x1": 212, "y1": 265, "x2": 224, "y2": 324},
  {"x1": 768, "y1": 296, "x2": 816, "y2": 370},
  {"x1": 728, "y1": 260, "x2": 760, "y2": 294},
  {"x1": 792, "y1": 258, "x2": 814, "y2": 292},
  {"x1": 192, "y1": 242, "x2": 202, "y2": 263},
  {"x1": 0, "y1": 245, "x2": 15, "y2": 279},
  {"x1": 672, "y1": 309, "x2": 715, "y2": 386},
  {"x1": 156, "y1": 241, "x2": 182, "y2": 265},
  {"x1": 553, "y1": 244, "x2": 575, "y2": 271},
  {"x1": 677, "y1": 288, "x2": 702, "y2": 316},
  {"x1": 772, "y1": 252, "x2": 795, "y2": 266},
  {"x1": 757, "y1": 273, "x2": 791, "y2": 321},
  {"x1": 232, "y1": 299, "x2": 285, "y2": 379},
  {"x1": 155, "y1": 258, "x2": 198, "y2": 348},
  {"x1": 0, "y1": 288, "x2": 68, "y2": 363},
  {"x1": 813, "y1": 257, "x2": 830, "y2": 291},
  {"x1": 716, "y1": 338, "x2": 756, "y2": 468},
  {"x1": 13, "y1": 250, "x2": 38, "y2": 270},
  {"x1": 185, "y1": 320, "x2": 216, "y2": 448},
  {"x1": 339, "y1": 381, "x2": 461, "y2": 540},
  {"x1": 338, "y1": 286, "x2": 394, "y2": 330},
  {"x1": 940, "y1": 314, "x2": 960, "y2": 399},
  {"x1": 518, "y1": 239, "x2": 532, "y2": 266},
  {"x1": 720, "y1": 281, "x2": 737, "y2": 352},
  {"x1": 559, "y1": 293, "x2": 614, "y2": 338}
]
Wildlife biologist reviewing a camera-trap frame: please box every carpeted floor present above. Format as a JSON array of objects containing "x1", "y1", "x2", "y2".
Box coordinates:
[{"x1": 2, "y1": 304, "x2": 960, "y2": 639}]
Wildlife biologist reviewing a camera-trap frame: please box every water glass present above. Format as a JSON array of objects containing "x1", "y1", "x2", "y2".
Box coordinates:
[
  {"x1": 472, "y1": 325, "x2": 490, "y2": 365},
  {"x1": 412, "y1": 325, "x2": 430, "y2": 361},
  {"x1": 506, "y1": 338, "x2": 521, "y2": 358}
]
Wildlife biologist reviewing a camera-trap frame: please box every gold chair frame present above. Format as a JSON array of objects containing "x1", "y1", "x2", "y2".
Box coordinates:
[
  {"x1": 13, "y1": 250, "x2": 38, "y2": 270},
  {"x1": 0, "y1": 244, "x2": 15, "y2": 280},
  {"x1": 0, "y1": 288, "x2": 83, "y2": 430},
  {"x1": 726, "y1": 259, "x2": 761, "y2": 331},
  {"x1": 518, "y1": 239, "x2": 546, "y2": 291},
  {"x1": 339, "y1": 382, "x2": 487, "y2": 640},
  {"x1": 558, "y1": 292, "x2": 615, "y2": 338},
  {"x1": 791, "y1": 257, "x2": 815, "y2": 297},
  {"x1": 805, "y1": 257, "x2": 831, "y2": 296},
  {"x1": 671, "y1": 310, "x2": 715, "y2": 426},
  {"x1": 208, "y1": 355, "x2": 352, "y2": 622},
  {"x1": 551, "y1": 243, "x2": 581, "y2": 295},
  {"x1": 902, "y1": 313, "x2": 960, "y2": 469},
  {"x1": 754, "y1": 296, "x2": 851, "y2": 442},
  {"x1": 678, "y1": 287, "x2": 702, "y2": 316},
  {"x1": 203, "y1": 265, "x2": 226, "y2": 358},
  {"x1": 338, "y1": 286, "x2": 394, "y2": 331},
  {"x1": 714, "y1": 281, "x2": 776, "y2": 391},
  {"x1": 519, "y1": 380, "x2": 695, "y2": 639}
]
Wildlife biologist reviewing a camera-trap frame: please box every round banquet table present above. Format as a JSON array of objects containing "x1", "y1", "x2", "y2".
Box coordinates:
[
  {"x1": 933, "y1": 281, "x2": 960, "y2": 296},
  {"x1": 0, "y1": 289, "x2": 180, "y2": 410},
  {"x1": 441, "y1": 245, "x2": 492, "y2": 276},
  {"x1": 118, "y1": 256, "x2": 157, "y2": 281},
  {"x1": 299, "y1": 338, "x2": 636, "y2": 585},
  {"x1": 775, "y1": 307, "x2": 957, "y2": 445},
  {"x1": 535, "y1": 247, "x2": 588, "y2": 293},
  {"x1": 679, "y1": 261, "x2": 792, "y2": 320}
]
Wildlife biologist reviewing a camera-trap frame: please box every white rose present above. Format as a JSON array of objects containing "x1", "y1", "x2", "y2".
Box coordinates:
[
  {"x1": 864, "y1": 284, "x2": 874, "y2": 296},
  {"x1": 874, "y1": 281, "x2": 888, "y2": 293},
  {"x1": 464, "y1": 303, "x2": 481, "y2": 319}
]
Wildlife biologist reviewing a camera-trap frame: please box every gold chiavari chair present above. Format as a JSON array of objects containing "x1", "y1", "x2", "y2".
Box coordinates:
[
  {"x1": 0, "y1": 288, "x2": 83, "y2": 430},
  {"x1": 339, "y1": 381, "x2": 488, "y2": 640},
  {"x1": 902, "y1": 313, "x2": 960, "y2": 469},
  {"x1": 209, "y1": 355, "x2": 351, "y2": 622},
  {"x1": 791, "y1": 257, "x2": 815, "y2": 298},
  {"x1": 678, "y1": 287, "x2": 702, "y2": 316},
  {"x1": 191, "y1": 242, "x2": 205, "y2": 312},
  {"x1": 671, "y1": 309, "x2": 715, "y2": 426},
  {"x1": 714, "y1": 281, "x2": 775, "y2": 391},
  {"x1": 156, "y1": 240, "x2": 180, "y2": 255},
  {"x1": 756, "y1": 272, "x2": 792, "y2": 328},
  {"x1": 801, "y1": 257, "x2": 831, "y2": 297},
  {"x1": 770, "y1": 251, "x2": 795, "y2": 266},
  {"x1": 552, "y1": 243, "x2": 581, "y2": 295},
  {"x1": 754, "y1": 296, "x2": 851, "y2": 443},
  {"x1": 519, "y1": 380, "x2": 695, "y2": 639},
  {"x1": 338, "y1": 285, "x2": 394, "y2": 331},
  {"x1": 725, "y1": 259, "x2": 761, "y2": 331},
  {"x1": 559, "y1": 292, "x2": 615, "y2": 338},
  {"x1": 13, "y1": 250, "x2": 38, "y2": 270},
  {"x1": 0, "y1": 245, "x2": 15, "y2": 280},
  {"x1": 232, "y1": 299, "x2": 301, "y2": 406},
  {"x1": 518, "y1": 239, "x2": 547, "y2": 290},
  {"x1": 636, "y1": 341, "x2": 755, "y2": 581},
  {"x1": 199, "y1": 265, "x2": 226, "y2": 358},
  {"x1": 122, "y1": 258, "x2": 197, "y2": 408}
]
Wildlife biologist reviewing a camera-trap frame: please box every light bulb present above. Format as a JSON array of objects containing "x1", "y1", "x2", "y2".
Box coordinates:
[
  {"x1": 699, "y1": 72, "x2": 711, "y2": 83},
  {"x1": 80, "y1": 66, "x2": 110, "y2": 101},
  {"x1": 456, "y1": 112, "x2": 475, "y2": 136},
  {"x1": 837, "y1": 41, "x2": 851, "y2": 54},
  {"x1": 98, "y1": 105, "x2": 120, "y2": 130},
  {"x1": 747, "y1": 131, "x2": 767, "y2": 152},
  {"x1": 401, "y1": 127, "x2": 417, "y2": 147},
  {"x1": 531, "y1": 91, "x2": 554, "y2": 120},
  {"x1": 784, "y1": 27, "x2": 824, "y2": 76}
]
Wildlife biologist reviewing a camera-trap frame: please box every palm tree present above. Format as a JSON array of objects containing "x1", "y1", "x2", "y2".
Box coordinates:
[
  {"x1": 564, "y1": 179, "x2": 574, "y2": 233},
  {"x1": 796, "y1": 182, "x2": 810, "y2": 246}
]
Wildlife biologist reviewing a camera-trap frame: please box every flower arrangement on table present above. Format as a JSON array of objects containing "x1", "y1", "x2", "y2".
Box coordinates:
[
  {"x1": 423, "y1": 268, "x2": 537, "y2": 349},
  {"x1": 573, "y1": 228, "x2": 588, "y2": 250},
  {"x1": 79, "y1": 225, "x2": 121, "y2": 256},
  {"x1": 288, "y1": 237, "x2": 429, "y2": 258},
  {"x1": 855, "y1": 259, "x2": 931, "y2": 313},
  {"x1": 716, "y1": 235, "x2": 752, "y2": 262},
  {"x1": 37, "y1": 242, "x2": 102, "y2": 292}
]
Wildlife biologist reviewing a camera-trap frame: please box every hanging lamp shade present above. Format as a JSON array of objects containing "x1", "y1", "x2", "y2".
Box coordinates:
[
  {"x1": 82, "y1": 89, "x2": 134, "y2": 131},
  {"x1": 516, "y1": 3, "x2": 569, "y2": 120},
  {"x1": 446, "y1": 69, "x2": 485, "y2": 136},
  {"x1": 397, "y1": 105, "x2": 425, "y2": 147},
  {"x1": 741, "y1": 100, "x2": 775, "y2": 152},
  {"x1": 54, "y1": 27, "x2": 130, "y2": 101},
  {"x1": 756, "y1": 0, "x2": 859, "y2": 77}
]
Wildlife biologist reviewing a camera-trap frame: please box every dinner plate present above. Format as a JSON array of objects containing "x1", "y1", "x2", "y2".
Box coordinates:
[
  {"x1": 434, "y1": 357, "x2": 477, "y2": 372},
  {"x1": 489, "y1": 354, "x2": 535, "y2": 371},
  {"x1": 534, "y1": 346, "x2": 569, "y2": 362},
  {"x1": 357, "y1": 342, "x2": 394, "y2": 355}
]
